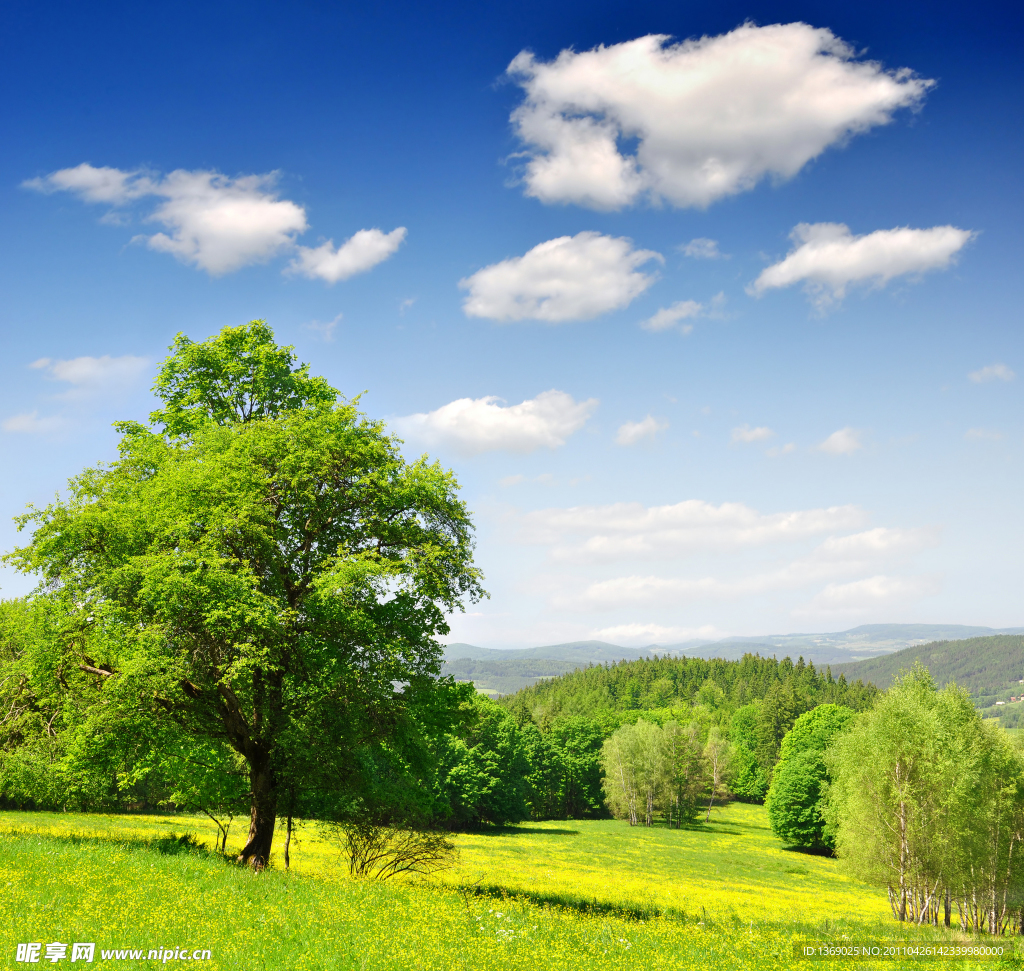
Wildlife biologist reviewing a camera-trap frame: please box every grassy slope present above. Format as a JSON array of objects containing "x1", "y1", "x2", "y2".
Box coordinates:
[{"x1": 0, "y1": 804, "x2": 1005, "y2": 971}]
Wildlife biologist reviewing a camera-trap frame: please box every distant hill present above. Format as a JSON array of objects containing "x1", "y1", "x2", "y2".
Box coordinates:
[
  {"x1": 442, "y1": 625, "x2": 1024, "y2": 696},
  {"x1": 442, "y1": 641, "x2": 660, "y2": 696},
  {"x1": 831, "y1": 635, "x2": 1024, "y2": 726}
]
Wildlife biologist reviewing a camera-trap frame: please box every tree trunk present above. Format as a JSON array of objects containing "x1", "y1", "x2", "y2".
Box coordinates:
[
  {"x1": 944, "y1": 889, "x2": 950, "y2": 928},
  {"x1": 284, "y1": 803, "x2": 294, "y2": 871},
  {"x1": 238, "y1": 758, "x2": 277, "y2": 870}
]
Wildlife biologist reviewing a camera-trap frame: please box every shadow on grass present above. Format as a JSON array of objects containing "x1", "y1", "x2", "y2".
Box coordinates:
[
  {"x1": 454, "y1": 880, "x2": 683, "y2": 923},
  {"x1": 0, "y1": 827, "x2": 223, "y2": 862},
  {"x1": 781, "y1": 844, "x2": 836, "y2": 858},
  {"x1": 476, "y1": 826, "x2": 581, "y2": 837}
]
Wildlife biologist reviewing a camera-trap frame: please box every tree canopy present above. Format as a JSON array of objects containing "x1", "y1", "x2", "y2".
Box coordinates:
[
  {"x1": 2, "y1": 321, "x2": 484, "y2": 867},
  {"x1": 764, "y1": 703, "x2": 855, "y2": 851}
]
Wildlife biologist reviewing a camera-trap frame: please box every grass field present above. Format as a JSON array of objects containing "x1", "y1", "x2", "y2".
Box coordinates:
[{"x1": 0, "y1": 803, "x2": 1016, "y2": 970}]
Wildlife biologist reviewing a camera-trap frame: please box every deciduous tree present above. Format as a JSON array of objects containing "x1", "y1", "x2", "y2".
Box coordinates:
[{"x1": 4, "y1": 322, "x2": 484, "y2": 868}]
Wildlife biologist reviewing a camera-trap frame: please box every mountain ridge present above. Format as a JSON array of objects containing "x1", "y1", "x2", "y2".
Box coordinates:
[{"x1": 441, "y1": 624, "x2": 1024, "y2": 696}]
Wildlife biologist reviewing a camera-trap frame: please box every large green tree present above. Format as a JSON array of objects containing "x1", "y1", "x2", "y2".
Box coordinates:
[{"x1": 3, "y1": 321, "x2": 484, "y2": 867}]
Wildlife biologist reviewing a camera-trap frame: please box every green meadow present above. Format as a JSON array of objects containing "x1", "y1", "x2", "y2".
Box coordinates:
[{"x1": 2, "y1": 803, "x2": 1015, "y2": 970}]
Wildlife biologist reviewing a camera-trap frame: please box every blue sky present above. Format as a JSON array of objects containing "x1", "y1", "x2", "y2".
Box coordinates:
[{"x1": 2, "y1": 0, "x2": 1022, "y2": 646}]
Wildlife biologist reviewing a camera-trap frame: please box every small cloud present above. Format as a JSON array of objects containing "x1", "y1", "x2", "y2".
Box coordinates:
[
  {"x1": 642, "y1": 292, "x2": 727, "y2": 334},
  {"x1": 500, "y1": 473, "x2": 559, "y2": 487},
  {"x1": 305, "y1": 314, "x2": 342, "y2": 342},
  {"x1": 818, "y1": 427, "x2": 863, "y2": 455},
  {"x1": 459, "y1": 232, "x2": 661, "y2": 323},
  {"x1": 965, "y1": 427, "x2": 1002, "y2": 441},
  {"x1": 31, "y1": 354, "x2": 150, "y2": 400},
  {"x1": 640, "y1": 300, "x2": 701, "y2": 333},
  {"x1": 589, "y1": 622, "x2": 726, "y2": 646},
  {"x1": 679, "y1": 238, "x2": 727, "y2": 259},
  {"x1": 798, "y1": 574, "x2": 941, "y2": 614},
  {"x1": 395, "y1": 389, "x2": 598, "y2": 455},
  {"x1": 2, "y1": 411, "x2": 65, "y2": 434},
  {"x1": 289, "y1": 227, "x2": 406, "y2": 284},
  {"x1": 748, "y1": 222, "x2": 975, "y2": 311},
  {"x1": 616, "y1": 415, "x2": 668, "y2": 446},
  {"x1": 731, "y1": 424, "x2": 774, "y2": 444},
  {"x1": 766, "y1": 442, "x2": 797, "y2": 457},
  {"x1": 969, "y1": 363, "x2": 1014, "y2": 384},
  {"x1": 399, "y1": 298, "x2": 416, "y2": 315}
]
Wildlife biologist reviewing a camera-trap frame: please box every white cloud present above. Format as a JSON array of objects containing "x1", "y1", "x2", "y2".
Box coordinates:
[
  {"x1": 749, "y1": 222, "x2": 974, "y2": 309},
  {"x1": 289, "y1": 227, "x2": 406, "y2": 283},
  {"x1": 965, "y1": 427, "x2": 1002, "y2": 441},
  {"x1": 731, "y1": 424, "x2": 774, "y2": 444},
  {"x1": 25, "y1": 163, "x2": 401, "y2": 280},
  {"x1": 138, "y1": 170, "x2": 308, "y2": 274},
  {"x1": 2, "y1": 411, "x2": 65, "y2": 434},
  {"x1": 500, "y1": 473, "x2": 559, "y2": 487},
  {"x1": 640, "y1": 300, "x2": 701, "y2": 333},
  {"x1": 679, "y1": 238, "x2": 725, "y2": 259},
  {"x1": 813, "y1": 526, "x2": 939, "y2": 560},
  {"x1": 460, "y1": 232, "x2": 660, "y2": 322},
  {"x1": 395, "y1": 390, "x2": 598, "y2": 454},
  {"x1": 640, "y1": 293, "x2": 725, "y2": 333},
  {"x1": 798, "y1": 574, "x2": 940, "y2": 614},
  {"x1": 507, "y1": 24, "x2": 931, "y2": 210},
  {"x1": 616, "y1": 415, "x2": 668, "y2": 445},
  {"x1": 818, "y1": 427, "x2": 862, "y2": 455},
  {"x1": 304, "y1": 314, "x2": 343, "y2": 342},
  {"x1": 565, "y1": 526, "x2": 938, "y2": 609},
  {"x1": 23, "y1": 163, "x2": 154, "y2": 204},
  {"x1": 766, "y1": 443, "x2": 797, "y2": 457},
  {"x1": 520, "y1": 498, "x2": 866, "y2": 561},
  {"x1": 969, "y1": 363, "x2": 1014, "y2": 384},
  {"x1": 30, "y1": 354, "x2": 150, "y2": 399},
  {"x1": 589, "y1": 622, "x2": 726, "y2": 645}
]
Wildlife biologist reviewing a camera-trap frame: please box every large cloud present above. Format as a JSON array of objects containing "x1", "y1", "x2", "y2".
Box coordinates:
[
  {"x1": 394, "y1": 390, "x2": 598, "y2": 454},
  {"x1": 460, "y1": 232, "x2": 660, "y2": 322},
  {"x1": 24, "y1": 163, "x2": 404, "y2": 278},
  {"x1": 507, "y1": 23, "x2": 932, "y2": 210},
  {"x1": 749, "y1": 223, "x2": 974, "y2": 309},
  {"x1": 519, "y1": 498, "x2": 867, "y2": 561}
]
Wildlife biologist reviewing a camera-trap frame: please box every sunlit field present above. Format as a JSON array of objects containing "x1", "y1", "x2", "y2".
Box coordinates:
[{"x1": 1, "y1": 804, "x2": 1014, "y2": 970}]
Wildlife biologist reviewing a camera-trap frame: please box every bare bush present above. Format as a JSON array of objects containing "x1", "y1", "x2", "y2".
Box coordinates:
[{"x1": 334, "y1": 821, "x2": 458, "y2": 880}]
